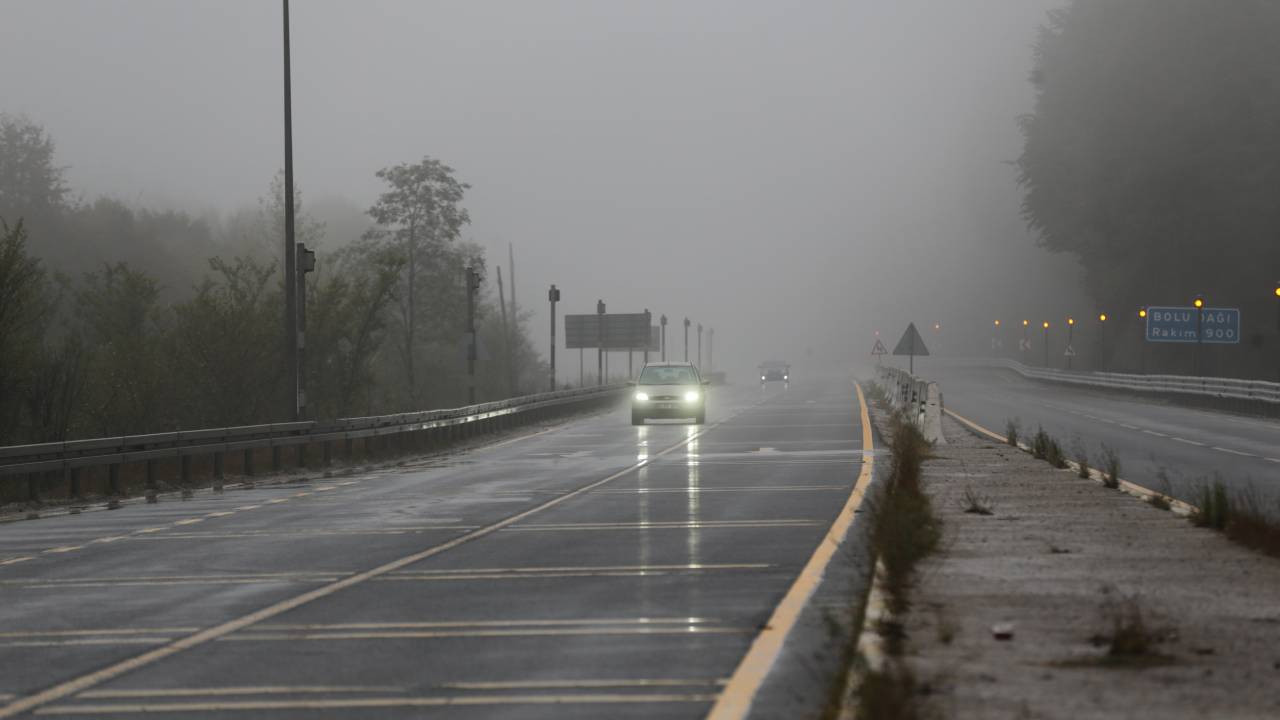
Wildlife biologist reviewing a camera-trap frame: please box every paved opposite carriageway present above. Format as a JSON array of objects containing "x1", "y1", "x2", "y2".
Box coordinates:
[{"x1": 0, "y1": 378, "x2": 872, "y2": 719}]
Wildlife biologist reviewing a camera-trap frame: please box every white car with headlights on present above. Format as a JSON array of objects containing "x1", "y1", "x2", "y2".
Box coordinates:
[{"x1": 630, "y1": 362, "x2": 708, "y2": 425}]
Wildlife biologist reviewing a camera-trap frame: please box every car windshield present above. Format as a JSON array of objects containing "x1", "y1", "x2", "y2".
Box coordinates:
[{"x1": 638, "y1": 366, "x2": 698, "y2": 385}]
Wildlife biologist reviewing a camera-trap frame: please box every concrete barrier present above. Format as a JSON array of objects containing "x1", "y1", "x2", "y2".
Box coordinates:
[{"x1": 875, "y1": 366, "x2": 946, "y2": 444}]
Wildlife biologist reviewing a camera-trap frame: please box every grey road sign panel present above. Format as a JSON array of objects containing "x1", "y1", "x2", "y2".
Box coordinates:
[
  {"x1": 565, "y1": 313, "x2": 652, "y2": 349},
  {"x1": 1145, "y1": 306, "x2": 1240, "y2": 344}
]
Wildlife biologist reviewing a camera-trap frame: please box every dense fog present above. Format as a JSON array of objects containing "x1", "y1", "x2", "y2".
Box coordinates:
[{"x1": 3, "y1": 0, "x2": 1277, "y2": 441}]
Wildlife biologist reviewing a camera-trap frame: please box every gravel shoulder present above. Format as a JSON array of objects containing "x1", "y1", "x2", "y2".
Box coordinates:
[{"x1": 899, "y1": 414, "x2": 1280, "y2": 718}]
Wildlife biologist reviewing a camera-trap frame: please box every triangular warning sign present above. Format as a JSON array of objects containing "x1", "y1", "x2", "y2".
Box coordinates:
[
  {"x1": 1063, "y1": 344, "x2": 1076, "y2": 357},
  {"x1": 871, "y1": 339, "x2": 888, "y2": 356},
  {"x1": 892, "y1": 323, "x2": 930, "y2": 357}
]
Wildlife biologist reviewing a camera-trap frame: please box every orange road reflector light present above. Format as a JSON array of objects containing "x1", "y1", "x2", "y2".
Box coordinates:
[
  {"x1": 1022, "y1": 319, "x2": 1029, "y2": 327},
  {"x1": 1042, "y1": 321, "x2": 1049, "y2": 329},
  {"x1": 1067, "y1": 317, "x2": 1075, "y2": 326},
  {"x1": 1138, "y1": 308, "x2": 1147, "y2": 318},
  {"x1": 1193, "y1": 297, "x2": 1204, "y2": 309},
  {"x1": 1099, "y1": 313, "x2": 1107, "y2": 322}
]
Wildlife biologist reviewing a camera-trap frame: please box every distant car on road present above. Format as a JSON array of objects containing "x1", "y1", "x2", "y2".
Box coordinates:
[
  {"x1": 630, "y1": 361, "x2": 708, "y2": 425},
  {"x1": 759, "y1": 361, "x2": 790, "y2": 385}
]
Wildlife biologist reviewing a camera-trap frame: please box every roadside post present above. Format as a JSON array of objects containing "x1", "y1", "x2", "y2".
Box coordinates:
[
  {"x1": 1274, "y1": 283, "x2": 1280, "y2": 381},
  {"x1": 708, "y1": 327, "x2": 714, "y2": 372},
  {"x1": 1042, "y1": 321, "x2": 1050, "y2": 367},
  {"x1": 697, "y1": 323, "x2": 703, "y2": 369},
  {"x1": 643, "y1": 309, "x2": 651, "y2": 365},
  {"x1": 684, "y1": 317, "x2": 691, "y2": 361},
  {"x1": 548, "y1": 284, "x2": 560, "y2": 391},
  {"x1": 597, "y1": 299, "x2": 606, "y2": 386}
]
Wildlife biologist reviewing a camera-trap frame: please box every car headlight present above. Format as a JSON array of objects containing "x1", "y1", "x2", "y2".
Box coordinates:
[
  {"x1": 761, "y1": 375, "x2": 766, "y2": 380},
  {"x1": 634, "y1": 392, "x2": 649, "y2": 402},
  {"x1": 684, "y1": 391, "x2": 700, "y2": 403},
  {"x1": 784, "y1": 375, "x2": 789, "y2": 380}
]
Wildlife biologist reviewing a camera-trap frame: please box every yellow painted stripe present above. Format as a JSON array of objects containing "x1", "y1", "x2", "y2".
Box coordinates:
[
  {"x1": 707, "y1": 382, "x2": 875, "y2": 720},
  {"x1": 0, "y1": 412, "x2": 730, "y2": 719},
  {"x1": 389, "y1": 563, "x2": 768, "y2": 576},
  {"x1": 36, "y1": 693, "x2": 718, "y2": 715},
  {"x1": 943, "y1": 408, "x2": 1005, "y2": 443},
  {"x1": 79, "y1": 686, "x2": 402, "y2": 699}
]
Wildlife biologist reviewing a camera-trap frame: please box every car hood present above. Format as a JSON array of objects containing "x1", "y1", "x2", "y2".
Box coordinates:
[{"x1": 635, "y1": 384, "x2": 700, "y2": 396}]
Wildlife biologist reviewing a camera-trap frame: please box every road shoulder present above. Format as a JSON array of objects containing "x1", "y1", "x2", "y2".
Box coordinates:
[{"x1": 896, "y1": 415, "x2": 1280, "y2": 718}]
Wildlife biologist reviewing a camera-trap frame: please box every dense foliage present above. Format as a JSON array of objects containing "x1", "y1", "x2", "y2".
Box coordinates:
[
  {"x1": 0, "y1": 114, "x2": 546, "y2": 445},
  {"x1": 1018, "y1": 1, "x2": 1280, "y2": 376}
]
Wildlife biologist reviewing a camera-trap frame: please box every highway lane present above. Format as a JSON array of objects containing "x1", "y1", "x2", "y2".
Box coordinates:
[
  {"x1": 909, "y1": 361, "x2": 1280, "y2": 505},
  {"x1": 0, "y1": 378, "x2": 868, "y2": 719}
]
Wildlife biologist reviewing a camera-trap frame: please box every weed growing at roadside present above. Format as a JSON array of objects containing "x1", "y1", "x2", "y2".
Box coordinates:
[
  {"x1": 871, "y1": 413, "x2": 941, "y2": 617},
  {"x1": 856, "y1": 662, "x2": 926, "y2": 720},
  {"x1": 1191, "y1": 480, "x2": 1280, "y2": 558},
  {"x1": 866, "y1": 382, "x2": 891, "y2": 410},
  {"x1": 1092, "y1": 590, "x2": 1166, "y2": 660},
  {"x1": 1148, "y1": 469, "x2": 1172, "y2": 510},
  {"x1": 1031, "y1": 426, "x2": 1069, "y2": 469},
  {"x1": 1100, "y1": 445, "x2": 1120, "y2": 489},
  {"x1": 961, "y1": 486, "x2": 994, "y2": 516},
  {"x1": 1005, "y1": 418, "x2": 1021, "y2": 447}
]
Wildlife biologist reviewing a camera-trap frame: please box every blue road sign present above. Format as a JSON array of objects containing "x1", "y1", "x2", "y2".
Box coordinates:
[{"x1": 1145, "y1": 306, "x2": 1240, "y2": 344}]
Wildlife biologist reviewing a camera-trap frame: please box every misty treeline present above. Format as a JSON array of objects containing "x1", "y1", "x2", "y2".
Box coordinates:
[
  {"x1": 0, "y1": 113, "x2": 544, "y2": 446},
  {"x1": 1018, "y1": 0, "x2": 1280, "y2": 377}
]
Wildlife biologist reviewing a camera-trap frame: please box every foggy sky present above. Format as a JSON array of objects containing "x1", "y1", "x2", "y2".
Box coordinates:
[{"x1": 1, "y1": 0, "x2": 1085, "y2": 383}]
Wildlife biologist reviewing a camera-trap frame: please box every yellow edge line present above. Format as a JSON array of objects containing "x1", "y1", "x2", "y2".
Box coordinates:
[
  {"x1": 706, "y1": 383, "x2": 874, "y2": 720},
  {"x1": 943, "y1": 408, "x2": 1197, "y2": 515},
  {"x1": 0, "y1": 409, "x2": 735, "y2": 719}
]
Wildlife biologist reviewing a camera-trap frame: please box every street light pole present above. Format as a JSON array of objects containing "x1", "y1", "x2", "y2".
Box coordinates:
[
  {"x1": 1042, "y1": 321, "x2": 1050, "y2": 367},
  {"x1": 683, "y1": 317, "x2": 690, "y2": 361},
  {"x1": 1193, "y1": 295, "x2": 1205, "y2": 376},
  {"x1": 282, "y1": 0, "x2": 299, "y2": 420},
  {"x1": 1138, "y1": 307, "x2": 1148, "y2": 374},
  {"x1": 697, "y1": 323, "x2": 703, "y2": 369},
  {"x1": 708, "y1": 328, "x2": 714, "y2": 372},
  {"x1": 548, "y1": 284, "x2": 559, "y2": 392},
  {"x1": 1274, "y1": 284, "x2": 1280, "y2": 381},
  {"x1": 1096, "y1": 313, "x2": 1107, "y2": 371},
  {"x1": 643, "y1": 309, "x2": 651, "y2": 366},
  {"x1": 1066, "y1": 317, "x2": 1075, "y2": 370},
  {"x1": 466, "y1": 267, "x2": 480, "y2": 404},
  {"x1": 660, "y1": 314, "x2": 667, "y2": 362},
  {"x1": 1022, "y1": 319, "x2": 1029, "y2": 361}
]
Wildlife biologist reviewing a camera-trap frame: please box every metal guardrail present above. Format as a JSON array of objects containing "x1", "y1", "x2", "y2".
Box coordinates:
[
  {"x1": 2, "y1": 384, "x2": 627, "y2": 502},
  {"x1": 875, "y1": 365, "x2": 946, "y2": 443},
  {"x1": 997, "y1": 360, "x2": 1280, "y2": 405}
]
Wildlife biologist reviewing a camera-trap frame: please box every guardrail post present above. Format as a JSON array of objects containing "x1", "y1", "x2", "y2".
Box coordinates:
[
  {"x1": 213, "y1": 452, "x2": 224, "y2": 492},
  {"x1": 108, "y1": 463, "x2": 121, "y2": 499},
  {"x1": 180, "y1": 455, "x2": 193, "y2": 499},
  {"x1": 145, "y1": 459, "x2": 159, "y2": 503}
]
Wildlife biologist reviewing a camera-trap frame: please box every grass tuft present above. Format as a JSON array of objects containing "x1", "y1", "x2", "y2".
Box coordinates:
[
  {"x1": 1005, "y1": 418, "x2": 1021, "y2": 447},
  {"x1": 961, "y1": 486, "x2": 994, "y2": 516},
  {"x1": 1190, "y1": 480, "x2": 1280, "y2": 558},
  {"x1": 1100, "y1": 445, "x2": 1120, "y2": 489},
  {"x1": 856, "y1": 662, "x2": 926, "y2": 720}
]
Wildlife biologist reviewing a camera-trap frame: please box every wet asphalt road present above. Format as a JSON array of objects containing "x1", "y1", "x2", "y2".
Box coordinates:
[
  {"x1": 911, "y1": 361, "x2": 1280, "y2": 504},
  {"x1": 0, "y1": 378, "x2": 867, "y2": 719}
]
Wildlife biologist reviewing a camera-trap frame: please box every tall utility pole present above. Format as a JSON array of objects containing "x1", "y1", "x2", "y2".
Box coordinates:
[
  {"x1": 660, "y1": 314, "x2": 668, "y2": 361},
  {"x1": 643, "y1": 309, "x2": 651, "y2": 365},
  {"x1": 548, "y1": 284, "x2": 560, "y2": 391},
  {"x1": 597, "y1": 299, "x2": 606, "y2": 386},
  {"x1": 697, "y1": 323, "x2": 703, "y2": 368},
  {"x1": 1193, "y1": 295, "x2": 1204, "y2": 376},
  {"x1": 496, "y1": 267, "x2": 510, "y2": 395},
  {"x1": 683, "y1": 317, "x2": 691, "y2": 361},
  {"x1": 1042, "y1": 321, "x2": 1050, "y2": 367},
  {"x1": 1066, "y1": 317, "x2": 1075, "y2": 371},
  {"x1": 507, "y1": 245, "x2": 518, "y2": 395},
  {"x1": 466, "y1": 267, "x2": 480, "y2": 403},
  {"x1": 282, "y1": 0, "x2": 299, "y2": 420},
  {"x1": 708, "y1": 328, "x2": 714, "y2": 372},
  {"x1": 1274, "y1": 283, "x2": 1280, "y2": 381}
]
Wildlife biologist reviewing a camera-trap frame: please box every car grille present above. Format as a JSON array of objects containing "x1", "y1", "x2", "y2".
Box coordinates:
[{"x1": 652, "y1": 395, "x2": 678, "y2": 401}]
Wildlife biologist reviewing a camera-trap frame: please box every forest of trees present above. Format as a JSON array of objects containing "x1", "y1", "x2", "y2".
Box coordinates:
[
  {"x1": 1018, "y1": 0, "x2": 1280, "y2": 377},
  {"x1": 0, "y1": 113, "x2": 546, "y2": 446}
]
